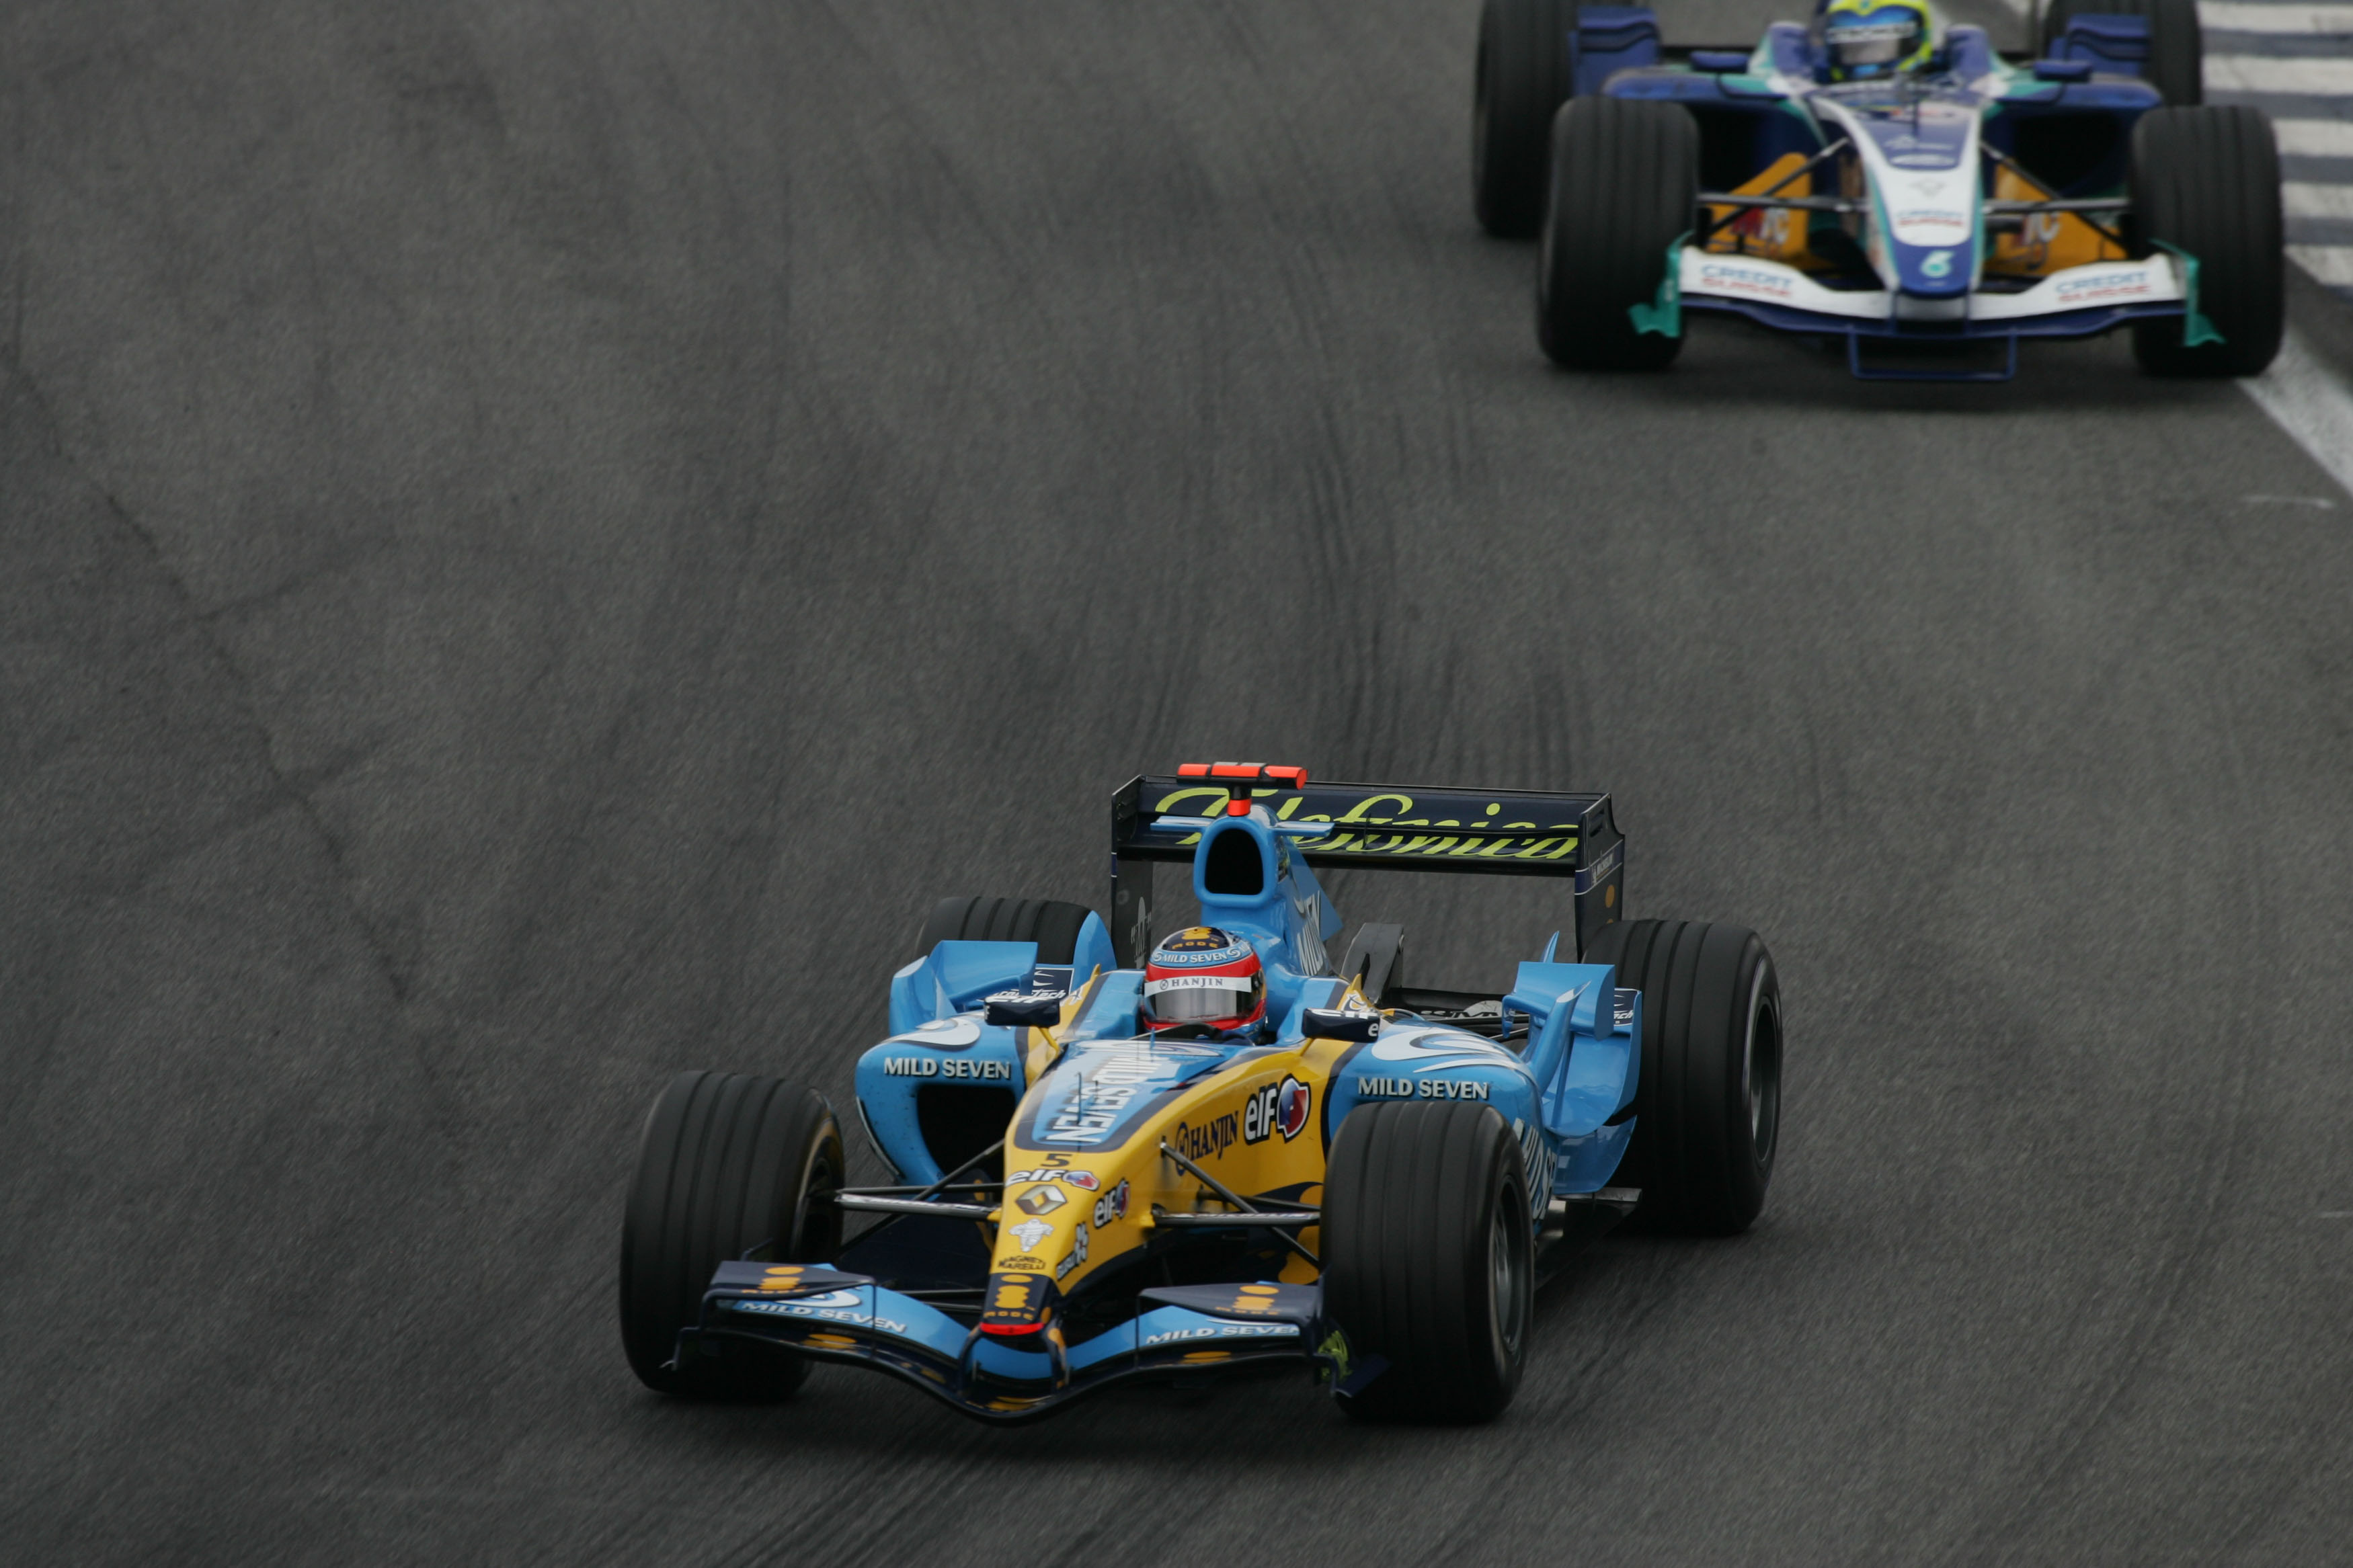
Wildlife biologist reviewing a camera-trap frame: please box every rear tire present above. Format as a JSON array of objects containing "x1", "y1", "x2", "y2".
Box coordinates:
[
  {"x1": 1583, "y1": 919, "x2": 1783, "y2": 1234},
  {"x1": 1322, "y1": 1101, "x2": 1533, "y2": 1422},
  {"x1": 1474, "y1": 0, "x2": 1572, "y2": 238},
  {"x1": 618, "y1": 1071, "x2": 846, "y2": 1399},
  {"x1": 1537, "y1": 96, "x2": 1696, "y2": 371},
  {"x1": 2042, "y1": 0, "x2": 2202, "y2": 107},
  {"x1": 916, "y1": 896, "x2": 1092, "y2": 964},
  {"x1": 2128, "y1": 106, "x2": 2283, "y2": 377}
]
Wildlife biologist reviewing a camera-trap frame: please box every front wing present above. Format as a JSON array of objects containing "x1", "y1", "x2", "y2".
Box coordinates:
[
  {"x1": 672, "y1": 1264, "x2": 1369, "y2": 1423},
  {"x1": 1673, "y1": 248, "x2": 2188, "y2": 337}
]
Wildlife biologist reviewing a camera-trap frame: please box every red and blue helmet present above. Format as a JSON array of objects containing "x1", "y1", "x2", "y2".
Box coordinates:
[{"x1": 1142, "y1": 926, "x2": 1267, "y2": 1034}]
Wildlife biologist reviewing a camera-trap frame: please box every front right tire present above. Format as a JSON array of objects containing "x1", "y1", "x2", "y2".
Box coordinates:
[
  {"x1": 618, "y1": 1070, "x2": 845, "y2": 1399},
  {"x1": 1537, "y1": 96, "x2": 1697, "y2": 371}
]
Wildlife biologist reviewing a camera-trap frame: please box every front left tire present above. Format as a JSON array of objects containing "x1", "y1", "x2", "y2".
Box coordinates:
[
  {"x1": 1321, "y1": 1100, "x2": 1534, "y2": 1422},
  {"x1": 1585, "y1": 918, "x2": 1784, "y2": 1234},
  {"x1": 2129, "y1": 105, "x2": 2284, "y2": 377}
]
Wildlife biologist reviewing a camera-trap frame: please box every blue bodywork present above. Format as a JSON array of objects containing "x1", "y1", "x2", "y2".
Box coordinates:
[
  {"x1": 679, "y1": 802, "x2": 1643, "y2": 1421},
  {"x1": 859, "y1": 808, "x2": 1639, "y2": 1196},
  {"x1": 1574, "y1": 7, "x2": 2201, "y2": 378}
]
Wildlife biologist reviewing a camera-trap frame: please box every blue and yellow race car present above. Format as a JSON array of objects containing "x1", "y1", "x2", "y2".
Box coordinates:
[
  {"x1": 1474, "y1": 0, "x2": 2282, "y2": 378},
  {"x1": 617, "y1": 766, "x2": 1785, "y2": 1423}
]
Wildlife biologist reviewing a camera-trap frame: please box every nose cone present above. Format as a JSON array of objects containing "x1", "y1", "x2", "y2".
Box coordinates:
[
  {"x1": 1890, "y1": 241, "x2": 1972, "y2": 306},
  {"x1": 978, "y1": 1270, "x2": 1057, "y2": 1337}
]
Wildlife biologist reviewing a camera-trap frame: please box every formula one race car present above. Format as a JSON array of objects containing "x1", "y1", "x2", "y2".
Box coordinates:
[
  {"x1": 1472, "y1": 0, "x2": 2282, "y2": 379},
  {"x1": 617, "y1": 766, "x2": 1785, "y2": 1423}
]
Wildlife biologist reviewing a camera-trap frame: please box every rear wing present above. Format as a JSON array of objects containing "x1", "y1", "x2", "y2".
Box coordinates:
[{"x1": 1107, "y1": 770, "x2": 1624, "y2": 966}]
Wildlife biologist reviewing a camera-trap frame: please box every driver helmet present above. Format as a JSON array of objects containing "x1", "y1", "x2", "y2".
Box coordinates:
[
  {"x1": 1817, "y1": 0, "x2": 1933, "y2": 79},
  {"x1": 1142, "y1": 927, "x2": 1267, "y2": 1036}
]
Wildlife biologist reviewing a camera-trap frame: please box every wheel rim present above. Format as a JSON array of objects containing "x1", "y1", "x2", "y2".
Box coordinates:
[
  {"x1": 1744, "y1": 983, "x2": 1783, "y2": 1169},
  {"x1": 1487, "y1": 1184, "x2": 1529, "y2": 1361},
  {"x1": 792, "y1": 1131, "x2": 845, "y2": 1262}
]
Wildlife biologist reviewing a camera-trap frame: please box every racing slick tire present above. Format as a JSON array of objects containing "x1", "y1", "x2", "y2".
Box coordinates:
[
  {"x1": 1474, "y1": 0, "x2": 1572, "y2": 238},
  {"x1": 916, "y1": 895, "x2": 1092, "y2": 964},
  {"x1": 1583, "y1": 919, "x2": 1782, "y2": 1235},
  {"x1": 1537, "y1": 96, "x2": 1697, "y2": 371},
  {"x1": 619, "y1": 1071, "x2": 846, "y2": 1399},
  {"x1": 2128, "y1": 106, "x2": 2283, "y2": 376},
  {"x1": 1322, "y1": 1100, "x2": 1534, "y2": 1423},
  {"x1": 2042, "y1": 0, "x2": 2202, "y2": 107}
]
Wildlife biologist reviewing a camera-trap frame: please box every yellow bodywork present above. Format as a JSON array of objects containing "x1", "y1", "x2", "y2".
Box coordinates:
[
  {"x1": 1704, "y1": 153, "x2": 1819, "y2": 265},
  {"x1": 983, "y1": 982, "x2": 1376, "y2": 1317},
  {"x1": 1704, "y1": 151, "x2": 2124, "y2": 279},
  {"x1": 1982, "y1": 163, "x2": 2125, "y2": 276}
]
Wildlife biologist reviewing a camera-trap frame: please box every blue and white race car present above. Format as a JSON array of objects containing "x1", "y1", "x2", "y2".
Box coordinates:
[
  {"x1": 1474, "y1": 0, "x2": 2282, "y2": 378},
  {"x1": 616, "y1": 766, "x2": 1786, "y2": 1423}
]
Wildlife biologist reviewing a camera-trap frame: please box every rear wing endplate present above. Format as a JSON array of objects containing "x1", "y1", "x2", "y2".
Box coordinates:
[{"x1": 1107, "y1": 774, "x2": 1624, "y2": 966}]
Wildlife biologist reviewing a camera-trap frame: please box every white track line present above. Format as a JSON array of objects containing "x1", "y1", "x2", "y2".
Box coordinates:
[
  {"x1": 2276, "y1": 118, "x2": 2353, "y2": 156},
  {"x1": 1970, "y1": 0, "x2": 2353, "y2": 483},
  {"x1": 2290, "y1": 243, "x2": 2353, "y2": 283},
  {"x1": 2208, "y1": 54, "x2": 2353, "y2": 92},
  {"x1": 2241, "y1": 327, "x2": 2353, "y2": 501},
  {"x1": 2286, "y1": 180, "x2": 2353, "y2": 215},
  {"x1": 2200, "y1": 3, "x2": 2353, "y2": 32},
  {"x1": 1979, "y1": 0, "x2": 2353, "y2": 483}
]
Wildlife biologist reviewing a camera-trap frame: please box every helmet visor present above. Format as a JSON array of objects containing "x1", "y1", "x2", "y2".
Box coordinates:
[
  {"x1": 1829, "y1": 19, "x2": 1919, "y2": 68},
  {"x1": 1144, "y1": 974, "x2": 1259, "y2": 1024}
]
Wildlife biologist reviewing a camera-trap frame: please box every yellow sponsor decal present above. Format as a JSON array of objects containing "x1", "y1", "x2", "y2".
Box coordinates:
[{"x1": 1150, "y1": 788, "x2": 1579, "y2": 863}]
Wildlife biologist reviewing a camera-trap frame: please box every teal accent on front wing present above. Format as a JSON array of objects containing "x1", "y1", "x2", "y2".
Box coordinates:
[
  {"x1": 1629, "y1": 233, "x2": 1689, "y2": 338},
  {"x1": 2152, "y1": 241, "x2": 2225, "y2": 346}
]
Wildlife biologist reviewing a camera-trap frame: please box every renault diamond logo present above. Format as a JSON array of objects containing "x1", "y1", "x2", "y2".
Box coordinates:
[{"x1": 1016, "y1": 1185, "x2": 1068, "y2": 1216}]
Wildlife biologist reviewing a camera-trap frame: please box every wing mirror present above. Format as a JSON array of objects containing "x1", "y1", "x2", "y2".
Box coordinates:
[
  {"x1": 984, "y1": 990, "x2": 1066, "y2": 1028},
  {"x1": 1302, "y1": 1007, "x2": 1382, "y2": 1043}
]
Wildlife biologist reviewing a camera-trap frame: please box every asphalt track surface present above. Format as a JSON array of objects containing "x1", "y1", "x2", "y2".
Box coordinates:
[{"x1": 7, "y1": 3, "x2": 2353, "y2": 1563}]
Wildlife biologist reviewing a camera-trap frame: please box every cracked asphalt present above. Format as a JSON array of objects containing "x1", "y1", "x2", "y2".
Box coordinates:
[{"x1": 5, "y1": 2, "x2": 2353, "y2": 1563}]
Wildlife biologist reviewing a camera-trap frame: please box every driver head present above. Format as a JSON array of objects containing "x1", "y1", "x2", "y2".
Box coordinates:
[
  {"x1": 1817, "y1": 0, "x2": 1934, "y2": 79},
  {"x1": 1142, "y1": 926, "x2": 1267, "y2": 1039}
]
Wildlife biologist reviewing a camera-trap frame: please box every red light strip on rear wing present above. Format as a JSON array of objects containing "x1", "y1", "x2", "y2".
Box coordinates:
[{"x1": 1176, "y1": 761, "x2": 1308, "y2": 815}]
